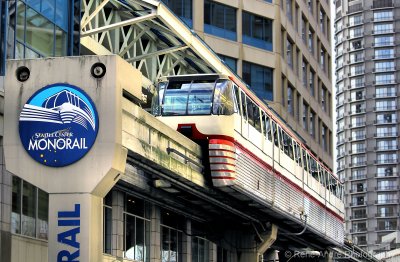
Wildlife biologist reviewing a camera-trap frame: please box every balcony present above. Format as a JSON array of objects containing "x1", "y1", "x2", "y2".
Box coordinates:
[
  {"x1": 374, "y1": 119, "x2": 397, "y2": 125},
  {"x1": 375, "y1": 226, "x2": 398, "y2": 231},
  {"x1": 375, "y1": 185, "x2": 399, "y2": 191},
  {"x1": 350, "y1": 214, "x2": 367, "y2": 220},
  {"x1": 350, "y1": 135, "x2": 366, "y2": 141},
  {"x1": 373, "y1": 54, "x2": 395, "y2": 60},
  {"x1": 375, "y1": 145, "x2": 398, "y2": 151},
  {"x1": 374, "y1": 132, "x2": 398, "y2": 138},
  {"x1": 373, "y1": 41, "x2": 395, "y2": 47},
  {"x1": 375, "y1": 199, "x2": 398, "y2": 204},
  {"x1": 350, "y1": 227, "x2": 368, "y2": 233},
  {"x1": 351, "y1": 161, "x2": 367, "y2": 167},
  {"x1": 372, "y1": 0, "x2": 393, "y2": 9},
  {"x1": 375, "y1": 212, "x2": 398, "y2": 218},
  {"x1": 349, "y1": 175, "x2": 367, "y2": 181},
  {"x1": 372, "y1": 29, "x2": 394, "y2": 35},
  {"x1": 349, "y1": 122, "x2": 366, "y2": 128},
  {"x1": 375, "y1": 159, "x2": 398, "y2": 164},
  {"x1": 374, "y1": 106, "x2": 397, "y2": 111},
  {"x1": 374, "y1": 67, "x2": 396, "y2": 73},
  {"x1": 350, "y1": 188, "x2": 367, "y2": 194},
  {"x1": 348, "y1": 3, "x2": 363, "y2": 14},
  {"x1": 350, "y1": 201, "x2": 366, "y2": 207},
  {"x1": 349, "y1": 148, "x2": 366, "y2": 154},
  {"x1": 351, "y1": 109, "x2": 366, "y2": 114},
  {"x1": 375, "y1": 92, "x2": 397, "y2": 98},
  {"x1": 376, "y1": 172, "x2": 398, "y2": 178}
]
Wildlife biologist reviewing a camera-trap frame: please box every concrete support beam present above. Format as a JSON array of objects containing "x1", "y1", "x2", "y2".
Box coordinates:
[
  {"x1": 150, "y1": 204, "x2": 161, "y2": 262},
  {"x1": 0, "y1": 142, "x2": 11, "y2": 262},
  {"x1": 257, "y1": 224, "x2": 278, "y2": 261}
]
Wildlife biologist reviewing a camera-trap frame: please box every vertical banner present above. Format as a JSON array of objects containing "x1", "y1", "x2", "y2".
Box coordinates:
[{"x1": 49, "y1": 194, "x2": 103, "y2": 262}]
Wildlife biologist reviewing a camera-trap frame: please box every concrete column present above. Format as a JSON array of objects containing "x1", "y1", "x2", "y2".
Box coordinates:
[
  {"x1": 181, "y1": 218, "x2": 191, "y2": 262},
  {"x1": 48, "y1": 193, "x2": 103, "y2": 262},
  {"x1": 112, "y1": 190, "x2": 125, "y2": 258},
  {"x1": 209, "y1": 242, "x2": 217, "y2": 262},
  {"x1": 150, "y1": 204, "x2": 161, "y2": 262},
  {"x1": 0, "y1": 142, "x2": 12, "y2": 262}
]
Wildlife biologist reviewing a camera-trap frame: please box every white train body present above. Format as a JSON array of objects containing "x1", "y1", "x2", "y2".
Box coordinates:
[{"x1": 152, "y1": 74, "x2": 345, "y2": 245}]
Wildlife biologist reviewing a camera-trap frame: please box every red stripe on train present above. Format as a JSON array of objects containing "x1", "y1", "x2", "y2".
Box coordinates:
[
  {"x1": 212, "y1": 176, "x2": 236, "y2": 180},
  {"x1": 209, "y1": 139, "x2": 235, "y2": 147}
]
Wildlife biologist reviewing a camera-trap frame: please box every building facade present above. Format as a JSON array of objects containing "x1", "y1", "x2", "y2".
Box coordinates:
[
  {"x1": 0, "y1": 1, "x2": 339, "y2": 262},
  {"x1": 164, "y1": 0, "x2": 334, "y2": 170},
  {"x1": 334, "y1": 0, "x2": 400, "y2": 252}
]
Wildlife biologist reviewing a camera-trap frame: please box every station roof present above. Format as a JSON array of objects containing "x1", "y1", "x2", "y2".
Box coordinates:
[{"x1": 80, "y1": 0, "x2": 235, "y2": 88}]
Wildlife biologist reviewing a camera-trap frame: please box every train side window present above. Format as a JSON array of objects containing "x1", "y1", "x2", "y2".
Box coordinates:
[
  {"x1": 213, "y1": 80, "x2": 234, "y2": 115},
  {"x1": 287, "y1": 135, "x2": 294, "y2": 159},
  {"x1": 253, "y1": 103, "x2": 261, "y2": 132},
  {"x1": 278, "y1": 126, "x2": 284, "y2": 150},
  {"x1": 240, "y1": 92, "x2": 247, "y2": 120},
  {"x1": 310, "y1": 157, "x2": 318, "y2": 181},
  {"x1": 302, "y1": 149, "x2": 308, "y2": 172},
  {"x1": 233, "y1": 84, "x2": 240, "y2": 114},
  {"x1": 265, "y1": 115, "x2": 272, "y2": 141},
  {"x1": 247, "y1": 98, "x2": 254, "y2": 126},
  {"x1": 295, "y1": 143, "x2": 302, "y2": 166},
  {"x1": 272, "y1": 121, "x2": 279, "y2": 147}
]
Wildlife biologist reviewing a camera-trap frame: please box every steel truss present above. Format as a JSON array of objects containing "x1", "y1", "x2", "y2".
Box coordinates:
[{"x1": 80, "y1": 0, "x2": 233, "y2": 88}]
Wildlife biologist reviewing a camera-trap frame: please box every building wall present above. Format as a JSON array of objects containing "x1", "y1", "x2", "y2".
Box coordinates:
[
  {"x1": 334, "y1": 0, "x2": 400, "y2": 251},
  {"x1": 181, "y1": 0, "x2": 334, "y2": 169}
]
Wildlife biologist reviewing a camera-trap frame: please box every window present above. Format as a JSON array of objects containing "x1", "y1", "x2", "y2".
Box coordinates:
[
  {"x1": 350, "y1": 51, "x2": 364, "y2": 63},
  {"x1": 350, "y1": 76, "x2": 365, "y2": 88},
  {"x1": 242, "y1": 12, "x2": 273, "y2": 50},
  {"x1": 350, "y1": 64, "x2": 364, "y2": 75},
  {"x1": 374, "y1": 23, "x2": 393, "y2": 34},
  {"x1": 376, "y1": 126, "x2": 397, "y2": 137},
  {"x1": 375, "y1": 61, "x2": 395, "y2": 72},
  {"x1": 302, "y1": 101, "x2": 308, "y2": 131},
  {"x1": 377, "y1": 193, "x2": 397, "y2": 204},
  {"x1": 349, "y1": 26, "x2": 363, "y2": 38},
  {"x1": 319, "y1": 8, "x2": 326, "y2": 34},
  {"x1": 377, "y1": 140, "x2": 397, "y2": 151},
  {"x1": 287, "y1": 85, "x2": 294, "y2": 116},
  {"x1": 351, "y1": 116, "x2": 365, "y2": 127},
  {"x1": 374, "y1": 35, "x2": 394, "y2": 47},
  {"x1": 125, "y1": 195, "x2": 150, "y2": 261},
  {"x1": 301, "y1": 16, "x2": 307, "y2": 43},
  {"x1": 320, "y1": 48, "x2": 326, "y2": 71},
  {"x1": 309, "y1": 69, "x2": 315, "y2": 96},
  {"x1": 375, "y1": 48, "x2": 394, "y2": 59},
  {"x1": 162, "y1": 0, "x2": 192, "y2": 26},
  {"x1": 349, "y1": 13, "x2": 362, "y2": 26},
  {"x1": 377, "y1": 167, "x2": 397, "y2": 177},
  {"x1": 376, "y1": 113, "x2": 396, "y2": 124},
  {"x1": 374, "y1": 10, "x2": 393, "y2": 21},
  {"x1": 377, "y1": 220, "x2": 397, "y2": 231},
  {"x1": 375, "y1": 73, "x2": 395, "y2": 85},
  {"x1": 286, "y1": 0, "x2": 293, "y2": 23},
  {"x1": 309, "y1": 110, "x2": 315, "y2": 138},
  {"x1": 351, "y1": 129, "x2": 365, "y2": 140},
  {"x1": 104, "y1": 192, "x2": 112, "y2": 254},
  {"x1": 352, "y1": 142, "x2": 365, "y2": 153},
  {"x1": 219, "y1": 54, "x2": 237, "y2": 72},
  {"x1": 204, "y1": 1, "x2": 236, "y2": 40},
  {"x1": 242, "y1": 61, "x2": 273, "y2": 101},
  {"x1": 286, "y1": 38, "x2": 294, "y2": 68},
  {"x1": 302, "y1": 59, "x2": 308, "y2": 86},
  {"x1": 377, "y1": 153, "x2": 397, "y2": 164},
  {"x1": 12, "y1": 176, "x2": 48, "y2": 240},
  {"x1": 192, "y1": 237, "x2": 211, "y2": 262},
  {"x1": 14, "y1": 1, "x2": 68, "y2": 57},
  {"x1": 161, "y1": 210, "x2": 184, "y2": 262}
]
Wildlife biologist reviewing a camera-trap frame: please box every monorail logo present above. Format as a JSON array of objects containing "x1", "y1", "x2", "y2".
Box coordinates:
[{"x1": 19, "y1": 84, "x2": 99, "y2": 167}]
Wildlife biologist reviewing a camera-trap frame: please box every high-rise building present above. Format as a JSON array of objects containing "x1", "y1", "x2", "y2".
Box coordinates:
[
  {"x1": 164, "y1": 0, "x2": 334, "y2": 170},
  {"x1": 334, "y1": 0, "x2": 399, "y2": 251}
]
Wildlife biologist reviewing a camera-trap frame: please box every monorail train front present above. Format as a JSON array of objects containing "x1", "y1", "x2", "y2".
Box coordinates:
[{"x1": 152, "y1": 74, "x2": 238, "y2": 186}]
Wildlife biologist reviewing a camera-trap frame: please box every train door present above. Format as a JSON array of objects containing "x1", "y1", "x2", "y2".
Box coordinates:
[{"x1": 294, "y1": 142, "x2": 303, "y2": 181}]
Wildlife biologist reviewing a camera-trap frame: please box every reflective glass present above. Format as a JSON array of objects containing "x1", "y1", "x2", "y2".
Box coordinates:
[
  {"x1": 12, "y1": 176, "x2": 22, "y2": 234},
  {"x1": 16, "y1": 2, "x2": 26, "y2": 42},
  {"x1": 22, "y1": 181, "x2": 36, "y2": 237},
  {"x1": 25, "y1": 7, "x2": 54, "y2": 56},
  {"x1": 37, "y1": 189, "x2": 48, "y2": 240},
  {"x1": 55, "y1": 26, "x2": 67, "y2": 56}
]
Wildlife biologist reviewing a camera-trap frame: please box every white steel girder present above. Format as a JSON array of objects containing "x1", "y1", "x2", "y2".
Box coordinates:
[{"x1": 80, "y1": 0, "x2": 234, "y2": 86}]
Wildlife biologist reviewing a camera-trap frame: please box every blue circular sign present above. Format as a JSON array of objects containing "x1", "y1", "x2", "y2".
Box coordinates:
[{"x1": 19, "y1": 84, "x2": 99, "y2": 167}]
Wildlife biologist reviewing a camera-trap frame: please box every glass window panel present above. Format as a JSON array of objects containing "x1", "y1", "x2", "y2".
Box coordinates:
[
  {"x1": 25, "y1": 7, "x2": 54, "y2": 56},
  {"x1": 55, "y1": 0, "x2": 69, "y2": 30},
  {"x1": 22, "y1": 181, "x2": 36, "y2": 237},
  {"x1": 104, "y1": 206, "x2": 112, "y2": 254},
  {"x1": 125, "y1": 215, "x2": 137, "y2": 260},
  {"x1": 126, "y1": 195, "x2": 144, "y2": 216},
  {"x1": 41, "y1": 0, "x2": 55, "y2": 21},
  {"x1": 12, "y1": 176, "x2": 22, "y2": 234},
  {"x1": 55, "y1": 26, "x2": 67, "y2": 56},
  {"x1": 16, "y1": 2, "x2": 26, "y2": 42},
  {"x1": 26, "y1": 0, "x2": 41, "y2": 11},
  {"x1": 37, "y1": 189, "x2": 48, "y2": 240}
]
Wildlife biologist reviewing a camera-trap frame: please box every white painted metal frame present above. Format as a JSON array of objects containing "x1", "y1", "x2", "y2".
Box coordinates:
[{"x1": 80, "y1": 0, "x2": 233, "y2": 86}]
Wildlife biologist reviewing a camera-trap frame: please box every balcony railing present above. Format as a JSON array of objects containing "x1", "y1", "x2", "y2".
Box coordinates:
[
  {"x1": 351, "y1": 214, "x2": 367, "y2": 219},
  {"x1": 375, "y1": 92, "x2": 396, "y2": 98},
  {"x1": 375, "y1": 185, "x2": 398, "y2": 191},
  {"x1": 375, "y1": 199, "x2": 398, "y2": 204},
  {"x1": 374, "y1": 106, "x2": 397, "y2": 111},
  {"x1": 375, "y1": 212, "x2": 398, "y2": 218},
  {"x1": 375, "y1": 159, "x2": 398, "y2": 164},
  {"x1": 349, "y1": 175, "x2": 367, "y2": 180},
  {"x1": 350, "y1": 201, "x2": 366, "y2": 206},
  {"x1": 372, "y1": 0, "x2": 393, "y2": 9},
  {"x1": 375, "y1": 145, "x2": 398, "y2": 151},
  {"x1": 375, "y1": 132, "x2": 398, "y2": 137}
]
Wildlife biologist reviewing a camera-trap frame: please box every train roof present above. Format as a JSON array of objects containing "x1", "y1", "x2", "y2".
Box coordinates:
[{"x1": 159, "y1": 73, "x2": 228, "y2": 82}]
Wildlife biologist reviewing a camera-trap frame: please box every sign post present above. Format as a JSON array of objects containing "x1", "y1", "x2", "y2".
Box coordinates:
[{"x1": 4, "y1": 55, "x2": 142, "y2": 261}]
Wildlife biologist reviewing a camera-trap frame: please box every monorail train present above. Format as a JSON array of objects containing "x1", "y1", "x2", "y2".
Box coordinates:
[{"x1": 152, "y1": 74, "x2": 345, "y2": 245}]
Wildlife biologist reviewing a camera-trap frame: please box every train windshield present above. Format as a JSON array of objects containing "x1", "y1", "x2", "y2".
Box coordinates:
[{"x1": 153, "y1": 78, "x2": 235, "y2": 116}]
